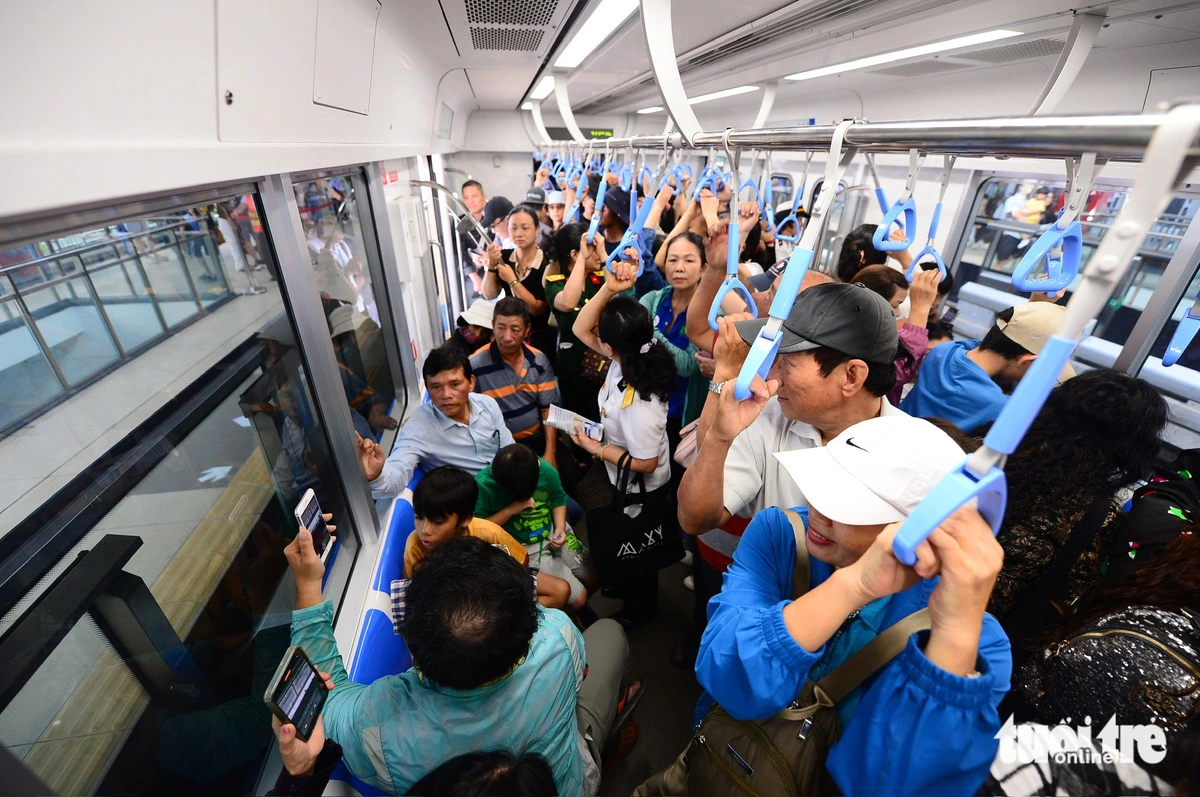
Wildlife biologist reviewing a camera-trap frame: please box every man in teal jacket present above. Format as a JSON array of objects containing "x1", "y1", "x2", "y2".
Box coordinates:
[
  {"x1": 285, "y1": 532, "x2": 628, "y2": 796},
  {"x1": 697, "y1": 414, "x2": 1012, "y2": 795}
]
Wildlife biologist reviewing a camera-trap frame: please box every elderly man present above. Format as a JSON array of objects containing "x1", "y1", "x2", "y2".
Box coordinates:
[{"x1": 358, "y1": 346, "x2": 512, "y2": 498}]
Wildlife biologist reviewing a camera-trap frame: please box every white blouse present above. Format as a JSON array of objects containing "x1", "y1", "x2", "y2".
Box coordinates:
[{"x1": 597, "y1": 359, "x2": 672, "y2": 493}]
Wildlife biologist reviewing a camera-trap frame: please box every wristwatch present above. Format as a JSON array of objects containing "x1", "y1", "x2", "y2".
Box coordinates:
[{"x1": 708, "y1": 380, "x2": 726, "y2": 396}]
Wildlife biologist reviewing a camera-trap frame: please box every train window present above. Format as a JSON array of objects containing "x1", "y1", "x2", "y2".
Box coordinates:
[
  {"x1": 0, "y1": 209, "x2": 240, "y2": 437},
  {"x1": 0, "y1": 192, "x2": 360, "y2": 795},
  {"x1": 1136, "y1": 253, "x2": 1200, "y2": 405},
  {"x1": 771, "y1": 173, "x2": 793, "y2": 205},
  {"x1": 952, "y1": 178, "x2": 1199, "y2": 362},
  {"x1": 290, "y1": 172, "x2": 403, "y2": 482}
]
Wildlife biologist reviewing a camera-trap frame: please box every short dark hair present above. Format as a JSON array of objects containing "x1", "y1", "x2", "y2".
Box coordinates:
[
  {"x1": 408, "y1": 751, "x2": 557, "y2": 797},
  {"x1": 979, "y1": 307, "x2": 1032, "y2": 360},
  {"x1": 413, "y1": 467, "x2": 478, "y2": 523},
  {"x1": 462, "y1": 180, "x2": 483, "y2": 194},
  {"x1": 402, "y1": 536, "x2": 538, "y2": 690},
  {"x1": 492, "y1": 444, "x2": 539, "y2": 500},
  {"x1": 850, "y1": 264, "x2": 908, "y2": 303},
  {"x1": 508, "y1": 205, "x2": 540, "y2": 227},
  {"x1": 423, "y1": 344, "x2": 473, "y2": 382},
  {"x1": 835, "y1": 224, "x2": 888, "y2": 282},
  {"x1": 493, "y1": 296, "x2": 531, "y2": 327},
  {"x1": 808, "y1": 344, "x2": 903, "y2": 398}
]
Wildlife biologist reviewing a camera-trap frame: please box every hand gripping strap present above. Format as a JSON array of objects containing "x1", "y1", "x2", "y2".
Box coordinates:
[
  {"x1": 906, "y1": 154, "x2": 956, "y2": 282},
  {"x1": 873, "y1": 149, "x2": 925, "y2": 251}
]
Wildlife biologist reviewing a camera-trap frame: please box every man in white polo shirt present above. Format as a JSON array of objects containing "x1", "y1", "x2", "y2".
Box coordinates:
[{"x1": 679, "y1": 282, "x2": 908, "y2": 563}]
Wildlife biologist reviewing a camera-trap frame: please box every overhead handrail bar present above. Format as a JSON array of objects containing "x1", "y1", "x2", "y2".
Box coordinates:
[
  {"x1": 906, "y1": 154, "x2": 957, "y2": 281},
  {"x1": 536, "y1": 113, "x2": 1196, "y2": 161},
  {"x1": 891, "y1": 104, "x2": 1200, "y2": 565},
  {"x1": 1011, "y1": 152, "x2": 1105, "y2": 293},
  {"x1": 873, "y1": 149, "x2": 926, "y2": 251},
  {"x1": 734, "y1": 120, "x2": 859, "y2": 400}
]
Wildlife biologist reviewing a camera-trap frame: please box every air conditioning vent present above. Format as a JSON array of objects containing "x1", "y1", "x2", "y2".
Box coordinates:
[
  {"x1": 466, "y1": 0, "x2": 559, "y2": 26},
  {"x1": 870, "y1": 59, "x2": 966, "y2": 78},
  {"x1": 960, "y1": 37, "x2": 1064, "y2": 64},
  {"x1": 469, "y1": 26, "x2": 544, "y2": 51}
]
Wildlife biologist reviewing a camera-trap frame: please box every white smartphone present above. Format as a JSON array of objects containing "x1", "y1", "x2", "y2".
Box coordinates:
[{"x1": 294, "y1": 488, "x2": 333, "y2": 562}]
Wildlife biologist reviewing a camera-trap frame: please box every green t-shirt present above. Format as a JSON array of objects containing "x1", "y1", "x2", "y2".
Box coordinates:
[{"x1": 475, "y1": 458, "x2": 568, "y2": 545}]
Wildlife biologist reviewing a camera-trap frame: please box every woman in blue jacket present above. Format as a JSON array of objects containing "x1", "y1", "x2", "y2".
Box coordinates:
[{"x1": 697, "y1": 414, "x2": 1012, "y2": 796}]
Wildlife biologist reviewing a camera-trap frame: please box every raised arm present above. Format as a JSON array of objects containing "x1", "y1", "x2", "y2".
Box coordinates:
[
  {"x1": 572, "y1": 250, "x2": 638, "y2": 354},
  {"x1": 553, "y1": 231, "x2": 597, "y2": 312}
]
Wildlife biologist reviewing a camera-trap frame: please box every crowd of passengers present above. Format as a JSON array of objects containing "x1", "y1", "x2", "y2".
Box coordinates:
[{"x1": 266, "y1": 167, "x2": 1200, "y2": 796}]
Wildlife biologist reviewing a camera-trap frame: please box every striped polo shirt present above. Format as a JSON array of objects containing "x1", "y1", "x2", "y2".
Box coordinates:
[{"x1": 470, "y1": 341, "x2": 560, "y2": 440}]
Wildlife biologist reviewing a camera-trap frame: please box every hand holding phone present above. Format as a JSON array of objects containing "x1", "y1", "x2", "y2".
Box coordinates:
[
  {"x1": 264, "y1": 645, "x2": 329, "y2": 743},
  {"x1": 295, "y1": 489, "x2": 334, "y2": 562}
]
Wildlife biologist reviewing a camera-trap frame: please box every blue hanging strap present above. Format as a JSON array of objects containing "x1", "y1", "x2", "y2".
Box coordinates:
[
  {"x1": 892, "y1": 104, "x2": 1200, "y2": 565},
  {"x1": 706, "y1": 131, "x2": 757, "y2": 329},
  {"x1": 865, "y1": 152, "x2": 894, "y2": 221},
  {"x1": 906, "y1": 154, "x2": 957, "y2": 282},
  {"x1": 1011, "y1": 153, "x2": 1103, "y2": 294},
  {"x1": 735, "y1": 120, "x2": 859, "y2": 399},
  {"x1": 761, "y1": 151, "x2": 775, "y2": 229},
  {"x1": 565, "y1": 142, "x2": 596, "y2": 224},
  {"x1": 604, "y1": 142, "x2": 676, "y2": 275},
  {"x1": 1165, "y1": 295, "x2": 1200, "y2": 367},
  {"x1": 587, "y1": 145, "x2": 614, "y2": 242},
  {"x1": 773, "y1": 152, "x2": 812, "y2": 243},
  {"x1": 873, "y1": 148, "x2": 925, "y2": 252}
]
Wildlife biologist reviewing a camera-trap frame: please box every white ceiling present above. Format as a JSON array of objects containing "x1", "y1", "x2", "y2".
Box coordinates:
[{"x1": 417, "y1": 0, "x2": 1200, "y2": 117}]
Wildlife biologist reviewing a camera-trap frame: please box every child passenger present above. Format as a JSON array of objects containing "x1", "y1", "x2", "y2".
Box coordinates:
[
  {"x1": 475, "y1": 445, "x2": 596, "y2": 612},
  {"x1": 406, "y1": 465, "x2": 570, "y2": 609}
]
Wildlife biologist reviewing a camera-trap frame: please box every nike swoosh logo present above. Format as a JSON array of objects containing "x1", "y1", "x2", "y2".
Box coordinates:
[{"x1": 845, "y1": 437, "x2": 868, "y2": 452}]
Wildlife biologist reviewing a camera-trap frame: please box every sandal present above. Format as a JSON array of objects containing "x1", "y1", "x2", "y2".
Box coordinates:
[
  {"x1": 614, "y1": 679, "x2": 644, "y2": 730},
  {"x1": 602, "y1": 719, "x2": 639, "y2": 769}
]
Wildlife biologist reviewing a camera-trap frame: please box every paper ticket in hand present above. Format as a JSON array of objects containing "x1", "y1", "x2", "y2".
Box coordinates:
[{"x1": 546, "y1": 404, "x2": 603, "y2": 441}]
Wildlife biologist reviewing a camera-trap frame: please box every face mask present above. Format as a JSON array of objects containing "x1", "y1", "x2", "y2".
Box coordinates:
[
  {"x1": 460, "y1": 326, "x2": 481, "y2": 345},
  {"x1": 776, "y1": 239, "x2": 795, "y2": 262},
  {"x1": 896, "y1": 293, "x2": 911, "y2": 321}
]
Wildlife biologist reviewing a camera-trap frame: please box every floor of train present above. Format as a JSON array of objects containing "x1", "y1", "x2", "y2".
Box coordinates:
[{"x1": 590, "y1": 560, "x2": 701, "y2": 796}]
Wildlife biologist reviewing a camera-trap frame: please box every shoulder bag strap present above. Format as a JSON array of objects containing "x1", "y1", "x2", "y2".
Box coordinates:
[
  {"x1": 816, "y1": 609, "x2": 932, "y2": 704},
  {"x1": 781, "y1": 508, "x2": 810, "y2": 600}
]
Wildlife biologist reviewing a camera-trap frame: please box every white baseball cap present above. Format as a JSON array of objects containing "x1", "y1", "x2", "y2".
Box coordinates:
[
  {"x1": 774, "y1": 415, "x2": 966, "y2": 525},
  {"x1": 457, "y1": 298, "x2": 496, "y2": 330},
  {"x1": 547, "y1": 190, "x2": 566, "y2": 205}
]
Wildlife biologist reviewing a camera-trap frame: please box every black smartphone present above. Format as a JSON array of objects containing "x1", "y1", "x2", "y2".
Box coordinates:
[
  {"x1": 264, "y1": 645, "x2": 327, "y2": 742},
  {"x1": 295, "y1": 488, "x2": 332, "y2": 561}
]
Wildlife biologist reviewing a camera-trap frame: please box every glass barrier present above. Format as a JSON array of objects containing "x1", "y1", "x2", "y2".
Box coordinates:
[{"x1": 0, "y1": 208, "x2": 241, "y2": 438}]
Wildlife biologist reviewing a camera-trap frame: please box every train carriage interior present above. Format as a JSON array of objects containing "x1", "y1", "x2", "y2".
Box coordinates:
[{"x1": 1, "y1": 0, "x2": 1200, "y2": 795}]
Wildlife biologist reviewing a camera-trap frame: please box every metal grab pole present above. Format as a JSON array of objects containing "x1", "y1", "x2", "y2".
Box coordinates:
[{"x1": 540, "y1": 112, "x2": 1200, "y2": 162}]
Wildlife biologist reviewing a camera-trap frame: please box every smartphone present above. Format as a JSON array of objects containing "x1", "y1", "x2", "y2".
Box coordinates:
[
  {"x1": 264, "y1": 645, "x2": 327, "y2": 742},
  {"x1": 295, "y1": 488, "x2": 333, "y2": 562}
]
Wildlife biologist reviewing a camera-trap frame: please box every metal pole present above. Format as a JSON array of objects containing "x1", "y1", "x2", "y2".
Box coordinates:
[{"x1": 12, "y1": 287, "x2": 70, "y2": 390}]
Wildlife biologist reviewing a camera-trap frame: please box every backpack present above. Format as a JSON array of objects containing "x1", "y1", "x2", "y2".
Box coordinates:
[
  {"x1": 1103, "y1": 449, "x2": 1200, "y2": 586},
  {"x1": 634, "y1": 509, "x2": 930, "y2": 797}
]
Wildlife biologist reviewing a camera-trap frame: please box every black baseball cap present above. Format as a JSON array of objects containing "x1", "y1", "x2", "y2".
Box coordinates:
[
  {"x1": 480, "y1": 196, "x2": 514, "y2": 228},
  {"x1": 735, "y1": 282, "x2": 899, "y2": 364},
  {"x1": 523, "y1": 187, "x2": 547, "y2": 207},
  {"x1": 603, "y1": 186, "x2": 631, "y2": 225}
]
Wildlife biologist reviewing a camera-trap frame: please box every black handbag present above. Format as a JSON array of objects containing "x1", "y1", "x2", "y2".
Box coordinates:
[{"x1": 586, "y1": 452, "x2": 683, "y2": 586}]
